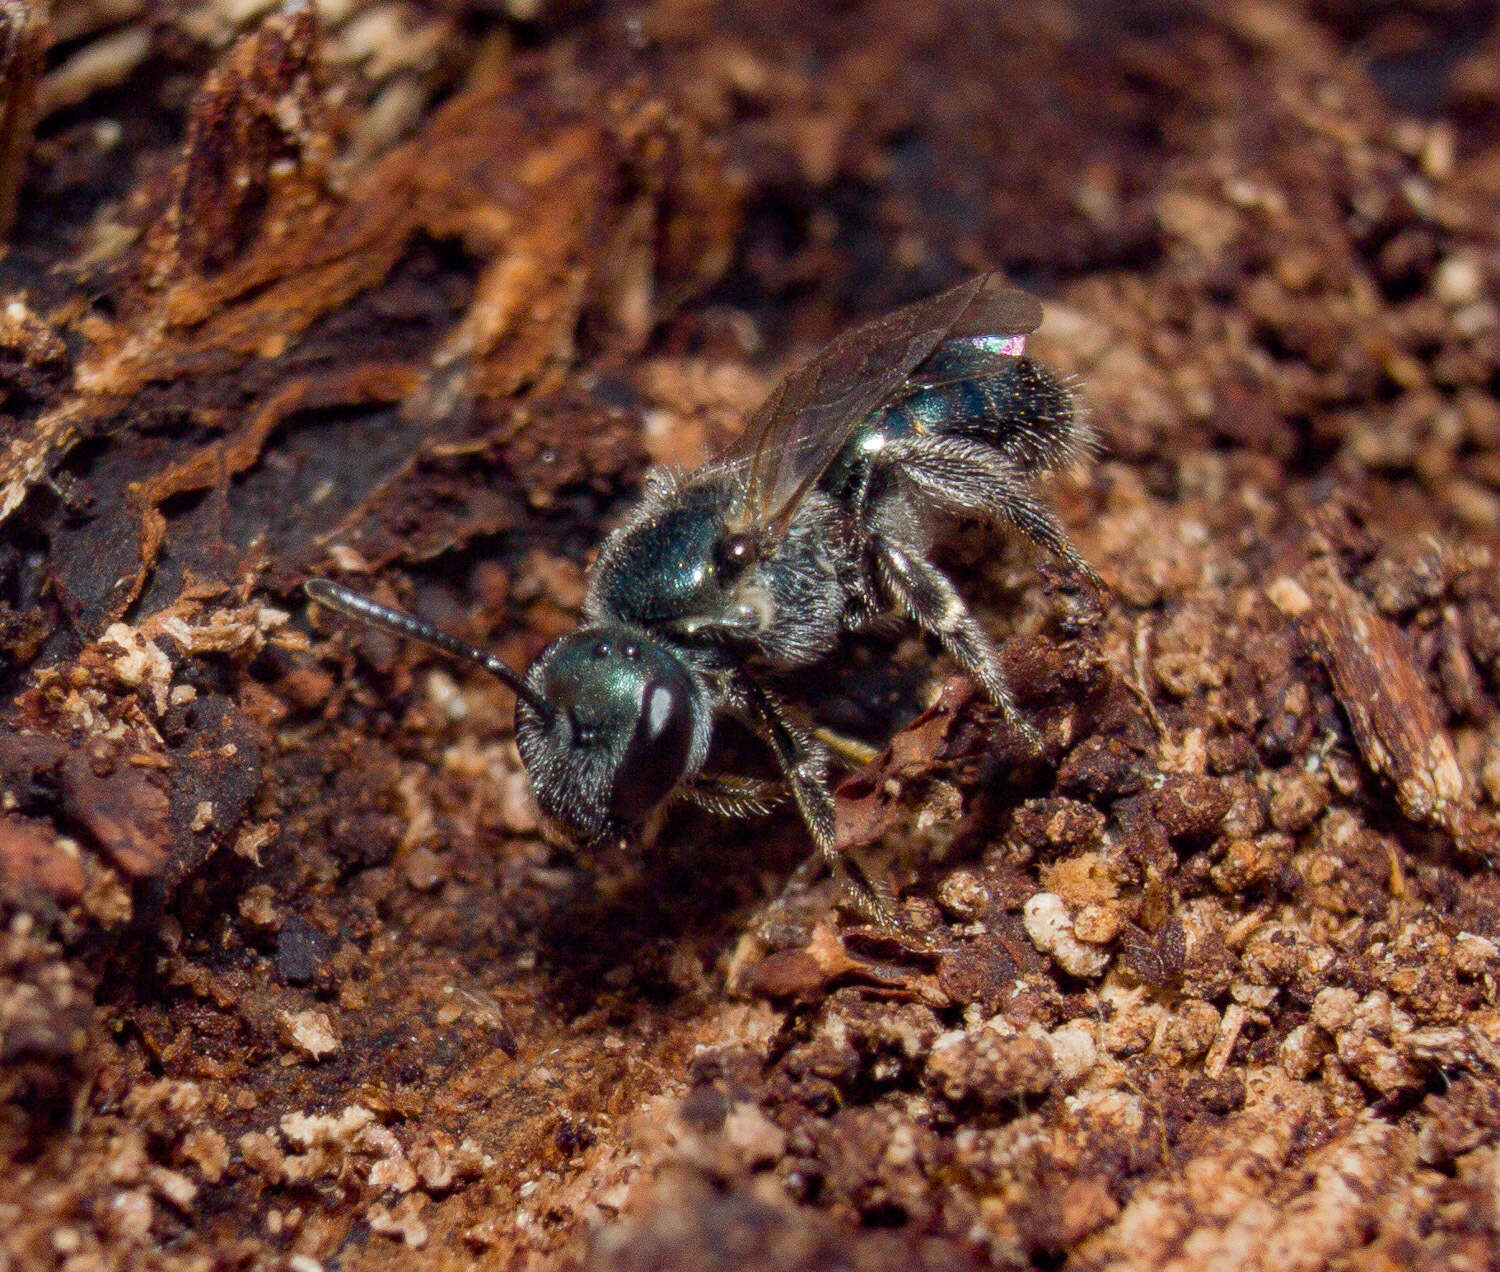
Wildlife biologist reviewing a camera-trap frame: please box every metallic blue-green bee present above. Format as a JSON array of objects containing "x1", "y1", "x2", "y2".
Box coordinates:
[{"x1": 307, "y1": 274, "x2": 1099, "y2": 923}]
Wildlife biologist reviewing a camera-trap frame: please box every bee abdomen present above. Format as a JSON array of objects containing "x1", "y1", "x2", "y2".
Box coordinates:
[{"x1": 918, "y1": 359, "x2": 1080, "y2": 475}]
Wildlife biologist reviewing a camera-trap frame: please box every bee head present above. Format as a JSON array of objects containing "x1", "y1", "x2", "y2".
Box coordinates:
[
  {"x1": 514, "y1": 626, "x2": 707, "y2": 844},
  {"x1": 302, "y1": 582, "x2": 707, "y2": 848}
]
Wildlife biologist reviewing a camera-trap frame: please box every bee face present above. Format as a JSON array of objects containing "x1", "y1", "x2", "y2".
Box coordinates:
[{"x1": 514, "y1": 626, "x2": 706, "y2": 843}]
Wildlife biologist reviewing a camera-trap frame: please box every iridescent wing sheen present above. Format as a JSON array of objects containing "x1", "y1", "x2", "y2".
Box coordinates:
[
  {"x1": 904, "y1": 333, "x2": 1031, "y2": 391},
  {"x1": 725, "y1": 274, "x2": 1044, "y2": 537}
]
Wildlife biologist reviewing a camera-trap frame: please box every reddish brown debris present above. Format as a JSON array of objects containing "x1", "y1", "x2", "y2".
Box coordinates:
[
  {"x1": 0, "y1": 732, "x2": 168, "y2": 881},
  {"x1": 0, "y1": 813, "x2": 83, "y2": 902}
]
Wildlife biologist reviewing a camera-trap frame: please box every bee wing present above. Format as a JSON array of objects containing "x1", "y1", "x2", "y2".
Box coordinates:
[
  {"x1": 903, "y1": 333, "x2": 1032, "y2": 391},
  {"x1": 725, "y1": 274, "x2": 1043, "y2": 536}
]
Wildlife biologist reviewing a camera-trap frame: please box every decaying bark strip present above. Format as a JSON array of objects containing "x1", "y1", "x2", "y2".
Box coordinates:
[
  {"x1": 1270, "y1": 565, "x2": 1467, "y2": 834},
  {"x1": 0, "y1": 1, "x2": 48, "y2": 239}
]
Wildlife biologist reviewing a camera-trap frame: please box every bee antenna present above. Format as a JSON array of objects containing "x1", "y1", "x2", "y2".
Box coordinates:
[{"x1": 304, "y1": 578, "x2": 554, "y2": 723}]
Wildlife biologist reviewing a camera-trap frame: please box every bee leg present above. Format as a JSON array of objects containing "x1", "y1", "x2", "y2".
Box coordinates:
[
  {"x1": 887, "y1": 435, "x2": 1103, "y2": 589},
  {"x1": 682, "y1": 774, "x2": 787, "y2": 819},
  {"x1": 735, "y1": 679, "x2": 899, "y2": 928},
  {"x1": 984, "y1": 478, "x2": 1103, "y2": 592},
  {"x1": 872, "y1": 534, "x2": 1043, "y2": 751}
]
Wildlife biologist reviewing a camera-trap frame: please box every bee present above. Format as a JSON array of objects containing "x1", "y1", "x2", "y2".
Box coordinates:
[{"x1": 306, "y1": 273, "x2": 1099, "y2": 923}]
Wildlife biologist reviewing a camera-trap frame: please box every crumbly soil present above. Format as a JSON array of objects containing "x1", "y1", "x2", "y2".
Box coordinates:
[{"x1": 2, "y1": 2, "x2": 1499, "y2": 1269}]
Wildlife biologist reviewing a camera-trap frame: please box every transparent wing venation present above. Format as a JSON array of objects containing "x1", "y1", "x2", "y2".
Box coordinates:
[{"x1": 724, "y1": 273, "x2": 1043, "y2": 536}]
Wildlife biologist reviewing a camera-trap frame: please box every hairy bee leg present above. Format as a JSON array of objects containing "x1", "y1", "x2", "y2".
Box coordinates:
[
  {"x1": 887, "y1": 435, "x2": 1103, "y2": 589},
  {"x1": 733, "y1": 680, "x2": 835, "y2": 842},
  {"x1": 873, "y1": 536, "x2": 1043, "y2": 751},
  {"x1": 988, "y1": 480, "x2": 1103, "y2": 592},
  {"x1": 754, "y1": 852, "x2": 897, "y2": 944},
  {"x1": 754, "y1": 851, "x2": 827, "y2": 933},
  {"x1": 838, "y1": 852, "x2": 900, "y2": 927},
  {"x1": 682, "y1": 773, "x2": 787, "y2": 819},
  {"x1": 736, "y1": 679, "x2": 898, "y2": 928}
]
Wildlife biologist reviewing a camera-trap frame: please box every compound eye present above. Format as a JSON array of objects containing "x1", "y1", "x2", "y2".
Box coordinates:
[{"x1": 609, "y1": 675, "x2": 694, "y2": 824}]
